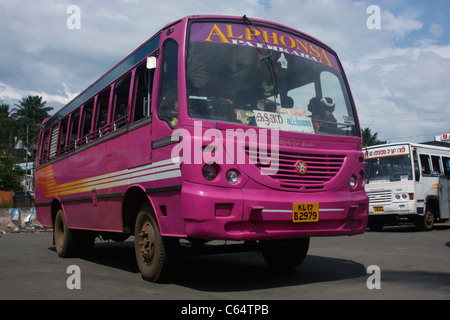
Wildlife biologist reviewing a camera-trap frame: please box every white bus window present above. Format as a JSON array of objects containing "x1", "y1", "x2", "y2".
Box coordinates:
[
  {"x1": 443, "y1": 157, "x2": 450, "y2": 176},
  {"x1": 420, "y1": 154, "x2": 431, "y2": 175},
  {"x1": 431, "y1": 155, "x2": 442, "y2": 175}
]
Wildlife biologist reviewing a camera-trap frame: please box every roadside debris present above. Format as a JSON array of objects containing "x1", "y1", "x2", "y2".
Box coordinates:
[{"x1": 0, "y1": 207, "x2": 50, "y2": 234}]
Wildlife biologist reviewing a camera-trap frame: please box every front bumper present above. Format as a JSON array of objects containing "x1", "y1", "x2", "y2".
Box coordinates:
[{"x1": 181, "y1": 181, "x2": 368, "y2": 240}]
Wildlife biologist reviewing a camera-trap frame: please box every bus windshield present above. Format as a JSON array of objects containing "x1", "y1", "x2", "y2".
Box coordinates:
[
  {"x1": 186, "y1": 21, "x2": 358, "y2": 136},
  {"x1": 365, "y1": 154, "x2": 414, "y2": 183}
]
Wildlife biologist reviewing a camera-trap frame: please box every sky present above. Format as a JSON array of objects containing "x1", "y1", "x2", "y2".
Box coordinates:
[{"x1": 0, "y1": 0, "x2": 449, "y2": 143}]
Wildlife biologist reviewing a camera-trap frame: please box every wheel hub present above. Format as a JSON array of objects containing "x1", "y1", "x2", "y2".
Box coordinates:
[{"x1": 138, "y1": 221, "x2": 156, "y2": 263}]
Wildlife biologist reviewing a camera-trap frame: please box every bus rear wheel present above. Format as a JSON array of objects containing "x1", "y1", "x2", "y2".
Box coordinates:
[
  {"x1": 260, "y1": 238, "x2": 310, "y2": 270},
  {"x1": 134, "y1": 204, "x2": 176, "y2": 282},
  {"x1": 54, "y1": 209, "x2": 76, "y2": 257}
]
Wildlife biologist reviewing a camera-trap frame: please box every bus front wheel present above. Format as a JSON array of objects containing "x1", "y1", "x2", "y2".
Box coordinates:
[
  {"x1": 260, "y1": 237, "x2": 310, "y2": 270},
  {"x1": 415, "y1": 209, "x2": 434, "y2": 231},
  {"x1": 134, "y1": 204, "x2": 177, "y2": 282}
]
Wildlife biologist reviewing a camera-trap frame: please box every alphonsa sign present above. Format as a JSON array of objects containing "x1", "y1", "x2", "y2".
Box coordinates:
[
  {"x1": 364, "y1": 144, "x2": 410, "y2": 160},
  {"x1": 189, "y1": 22, "x2": 340, "y2": 71}
]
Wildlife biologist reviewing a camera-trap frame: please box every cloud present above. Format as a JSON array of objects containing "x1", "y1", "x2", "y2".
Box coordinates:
[
  {"x1": 0, "y1": 0, "x2": 448, "y2": 143},
  {"x1": 429, "y1": 23, "x2": 444, "y2": 38},
  {"x1": 383, "y1": 9, "x2": 423, "y2": 38},
  {"x1": 0, "y1": 81, "x2": 77, "y2": 109}
]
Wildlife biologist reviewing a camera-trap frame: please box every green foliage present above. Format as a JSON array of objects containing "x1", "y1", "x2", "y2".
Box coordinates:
[
  {"x1": 362, "y1": 127, "x2": 387, "y2": 148},
  {"x1": 0, "y1": 155, "x2": 25, "y2": 190},
  {"x1": 0, "y1": 96, "x2": 53, "y2": 190}
]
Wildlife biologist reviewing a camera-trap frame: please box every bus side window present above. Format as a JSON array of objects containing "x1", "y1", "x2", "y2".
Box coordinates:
[
  {"x1": 443, "y1": 157, "x2": 450, "y2": 177},
  {"x1": 419, "y1": 154, "x2": 431, "y2": 175},
  {"x1": 133, "y1": 63, "x2": 153, "y2": 122},
  {"x1": 157, "y1": 39, "x2": 179, "y2": 128},
  {"x1": 113, "y1": 73, "x2": 131, "y2": 129},
  {"x1": 81, "y1": 99, "x2": 94, "y2": 144},
  {"x1": 58, "y1": 116, "x2": 69, "y2": 156},
  {"x1": 40, "y1": 131, "x2": 50, "y2": 163},
  {"x1": 431, "y1": 155, "x2": 442, "y2": 175},
  {"x1": 95, "y1": 88, "x2": 111, "y2": 136},
  {"x1": 69, "y1": 109, "x2": 81, "y2": 150},
  {"x1": 413, "y1": 150, "x2": 420, "y2": 181}
]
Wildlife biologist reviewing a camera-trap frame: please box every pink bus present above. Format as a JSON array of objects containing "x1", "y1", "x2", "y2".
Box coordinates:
[{"x1": 35, "y1": 15, "x2": 368, "y2": 282}]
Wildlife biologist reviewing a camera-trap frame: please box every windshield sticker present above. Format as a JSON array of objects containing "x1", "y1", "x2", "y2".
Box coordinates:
[
  {"x1": 364, "y1": 144, "x2": 410, "y2": 160},
  {"x1": 253, "y1": 110, "x2": 315, "y2": 134},
  {"x1": 190, "y1": 22, "x2": 340, "y2": 71},
  {"x1": 277, "y1": 53, "x2": 288, "y2": 69}
]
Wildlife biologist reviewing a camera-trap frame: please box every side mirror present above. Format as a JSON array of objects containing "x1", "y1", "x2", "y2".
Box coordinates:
[{"x1": 146, "y1": 56, "x2": 157, "y2": 70}]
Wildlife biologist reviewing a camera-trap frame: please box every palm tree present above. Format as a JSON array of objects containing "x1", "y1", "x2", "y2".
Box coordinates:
[
  {"x1": 10, "y1": 95, "x2": 53, "y2": 124},
  {"x1": 362, "y1": 127, "x2": 387, "y2": 147},
  {"x1": 0, "y1": 103, "x2": 10, "y2": 118}
]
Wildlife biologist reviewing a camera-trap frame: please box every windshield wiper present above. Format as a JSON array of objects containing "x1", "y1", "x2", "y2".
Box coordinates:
[{"x1": 242, "y1": 15, "x2": 279, "y2": 97}]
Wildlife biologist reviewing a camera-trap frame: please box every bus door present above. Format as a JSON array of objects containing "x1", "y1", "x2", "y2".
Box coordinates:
[
  {"x1": 147, "y1": 27, "x2": 185, "y2": 235},
  {"x1": 151, "y1": 29, "x2": 181, "y2": 163},
  {"x1": 439, "y1": 157, "x2": 450, "y2": 220},
  {"x1": 439, "y1": 176, "x2": 450, "y2": 219}
]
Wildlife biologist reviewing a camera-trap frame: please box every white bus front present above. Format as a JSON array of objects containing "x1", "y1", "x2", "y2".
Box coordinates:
[{"x1": 364, "y1": 144, "x2": 416, "y2": 230}]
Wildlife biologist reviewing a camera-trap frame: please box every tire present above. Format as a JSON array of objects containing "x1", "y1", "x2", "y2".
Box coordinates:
[
  {"x1": 134, "y1": 204, "x2": 177, "y2": 282},
  {"x1": 260, "y1": 238, "x2": 310, "y2": 271},
  {"x1": 415, "y1": 209, "x2": 434, "y2": 231},
  {"x1": 54, "y1": 209, "x2": 77, "y2": 257},
  {"x1": 368, "y1": 217, "x2": 384, "y2": 231}
]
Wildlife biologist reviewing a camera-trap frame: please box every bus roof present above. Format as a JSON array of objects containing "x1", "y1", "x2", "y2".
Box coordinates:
[
  {"x1": 43, "y1": 15, "x2": 338, "y2": 130},
  {"x1": 364, "y1": 142, "x2": 450, "y2": 152}
]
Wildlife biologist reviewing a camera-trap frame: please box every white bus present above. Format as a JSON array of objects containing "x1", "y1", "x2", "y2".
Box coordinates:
[{"x1": 364, "y1": 142, "x2": 450, "y2": 231}]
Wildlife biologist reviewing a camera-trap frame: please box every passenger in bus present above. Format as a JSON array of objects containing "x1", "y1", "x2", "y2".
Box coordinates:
[
  {"x1": 321, "y1": 97, "x2": 337, "y2": 127},
  {"x1": 308, "y1": 97, "x2": 337, "y2": 132},
  {"x1": 158, "y1": 89, "x2": 178, "y2": 128},
  {"x1": 308, "y1": 97, "x2": 323, "y2": 131},
  {"x1": 282, "y1": 96, "x2": 294, "y2": 109}
]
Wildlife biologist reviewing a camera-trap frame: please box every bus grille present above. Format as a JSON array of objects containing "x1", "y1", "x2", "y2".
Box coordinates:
[
  {"x1": 246, "y1": 148, "x2": 346, "y2": 190},
  {"x1": 367, "y1": 190, "x2": 392, "y2": 204}
]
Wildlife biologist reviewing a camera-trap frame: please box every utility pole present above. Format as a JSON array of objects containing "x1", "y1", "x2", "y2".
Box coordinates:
[{"x1": 25, "y1": 125, "x2": 28, "y2": 193}]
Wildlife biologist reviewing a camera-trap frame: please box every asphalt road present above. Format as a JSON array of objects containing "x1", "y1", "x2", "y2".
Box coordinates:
[{"x1": 1, "y1": 224, "x2": 449, "y2": 302}]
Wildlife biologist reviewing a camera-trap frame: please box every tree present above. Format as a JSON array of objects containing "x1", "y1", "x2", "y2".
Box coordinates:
[
  {"x1": 10, "y1": 95, "x2": 53, "y2": 124},
  {"x1": 0, "y1": 155, "x2": 24, "y2": 190},
  {"x1": 0, "y1": 103, "x2": 10, "y2": 118},
  {"x1": 362, "y1": 128, "x2": 387, "y2": 148}
]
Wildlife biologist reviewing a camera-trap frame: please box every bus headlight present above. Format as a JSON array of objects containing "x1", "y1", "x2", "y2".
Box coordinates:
[
  {"x1": 226, "y1": 170, "x2": 239, "y2": 184},
  {"x1": 202, "y1": 164, "x2": 218, "y2": 181},
  {"x1": 359, "y1": 171, "x2": 364, "y2": 187},
  {"x1": 349, "y1": 176, "x2": 356, "y2": 188}
]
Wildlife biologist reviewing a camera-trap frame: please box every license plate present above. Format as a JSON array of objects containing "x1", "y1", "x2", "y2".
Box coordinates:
[
  {"x1": 373, "y1": 206, "x2": 384, "y2": 213},
  {"x1": 293, "y1": 202, "x2": 319, "y2": 223}
]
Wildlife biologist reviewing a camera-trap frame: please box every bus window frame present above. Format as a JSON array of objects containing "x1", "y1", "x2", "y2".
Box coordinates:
[
  {"x1": 94, "y1": 86, "x2": 113, "y2": 137},
  {"x1": 112, "y1": 72, "x2": 132, "y2": 130},
  {"x1": 419, "y1": 154, "x2": 432, "y2": 176},
  {"x1": 68, "y1": 108, "x2": 82, "y2": 151},
  {"x1": 58, "y1": 115, "x2": 69, "y2": 156},
  {"x1": 132, "y1": 61, "x2": 155, "y2": 123},
  {"x1": 80, "y1": 98, "x2": 95, "y2": 145},
  {"x1": 157, "y1": 39, "x2": 179, "y2": 129},
  {"x1": 431, "y1": 155, "x2": 443, "y2": 175}
]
